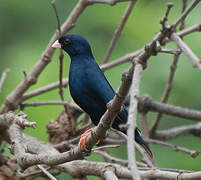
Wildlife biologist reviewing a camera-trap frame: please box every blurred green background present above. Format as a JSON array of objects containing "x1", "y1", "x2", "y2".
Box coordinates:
[{"x1": 1, "y1": 0, "x2": 201, "y2": 179}]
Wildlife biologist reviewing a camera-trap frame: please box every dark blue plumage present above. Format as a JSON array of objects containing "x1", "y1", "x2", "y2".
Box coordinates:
[{"x1": 53, "y1": 34, "x2": 152, "y2": 157}]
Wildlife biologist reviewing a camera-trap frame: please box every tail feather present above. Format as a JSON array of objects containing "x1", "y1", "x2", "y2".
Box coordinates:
[{"x1": 135, "y1": 128, "x2": 153, "y2": 158}]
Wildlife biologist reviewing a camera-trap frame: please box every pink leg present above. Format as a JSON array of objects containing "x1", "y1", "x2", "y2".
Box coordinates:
[{"x1": 78, "y1": 129, "x2": 92, "y2": 150}]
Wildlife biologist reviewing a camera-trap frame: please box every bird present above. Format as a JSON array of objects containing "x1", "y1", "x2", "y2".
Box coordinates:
[{"x1": 52, "y1": 34, "x2": 152, "y2": 157}]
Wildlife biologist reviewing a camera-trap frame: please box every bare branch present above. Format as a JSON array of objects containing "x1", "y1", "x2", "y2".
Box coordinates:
[
  {"x1": 102, "y1": 0, "x2": 136, "y2": 63},
  {"x1": 177, "y1": 21, "x2": 201, "y2": 37},
  {"x1": 87, "y1": 0, "x2": 130, "y2": 6},
  {"x1": 94, "y1": 150, "x2": 128, "y2": 166},
  {"x1": 0, "y1": 69, "x2": 10, "y2": 93},
  {"x1": 22, "y1": 78, "x2": 69, "y2": 101},
  {"x1": 173, "y1": 0, "x2": 201, "y2": 28},
  {"x1": 55, "y1": 160, "x2": 201, "y2": 180},
  {"x1": 20, "y1": 100, "x2": 83, "y2": 112},
  {"x1": 150, "y1": 52, "x2": 180, "y2": 135},
  {"x1": 157, "y1": 47, "x2": 181, "y2": 55},
  {"x1": 155, "y1": 122, "x2": 201, "y2": 140},
  {"x1": 111, "y1": 129, "x2": 155, "y2": 167},
  {"x1": 138, "y1": 95, "x2": 201, "y2": 121},
  {"x1": 150, "y1": 3, "x2": 186, "y2": 136},
  {"x1": 147, "y1": 139, "x2": 201, "y2": 158},
  {"x1": 127, "y1": 64, "x2": 142, "y2": 180},
  {"x1": 21, "y1": 101, "x2": 69, "y2": 107},
  {"x1": 171, "y1": 32, "x2": 201, "y2": 71},
  {"x1": 51, "y1": 0, "x2": 62, "y2": 34},
  {"x1": 37, "y1": 165, "x2": 58, "y2": 180}
]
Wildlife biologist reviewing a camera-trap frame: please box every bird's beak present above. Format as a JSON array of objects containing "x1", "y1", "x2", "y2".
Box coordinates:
[{"x1": 52, "y1": 40, "x2": 61, "y2": 48}]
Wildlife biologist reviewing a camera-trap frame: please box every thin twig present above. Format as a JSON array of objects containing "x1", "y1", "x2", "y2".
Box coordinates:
[
  {"x1": 177, "y1": 21, "x2": 201, "y2": 37},
  {"x1": 171, "y1": 32, "x2": 201, "y2": 71},
  {"x1": 112, "y1": 128, "x2": 155, "y2": 167},
  {"x1": 22, "y1": 78, "x2": 69, "y2": 101},
  {"x1": 154, "y1": 122, "x2": 201, "y2": 140},
  {"x1": 150, "y1": 2, "x2": 187, "y2": 136},
  {"x1": 87, "y1": 0, "x2": 129, "y2": 6},
  {"x1": 0, "y1": 68, "x2": 10, "y2": 93},
  {"x1": 51, "y1": 0, "x2": 62, "y2": 33},
  {"x1": 51, "y1": 0, "x2": 67, "y2": 112},
  {"x1": 138, "y1": 95, "x2": 201, "y2": 122},
  {"x1": 147, "y1": 138, "x2": 201, "y2": 158},
  {"x1": 93, "y1": 150, "x2": 128, "y2": 165},
  {"x1": 37, "y1": 165, "x2": 58, "y2": 180},
  {"x1": 172, "y1": 0, "x2": 201, "y2": 28},
  {"x1": 92, "y1": 144, "x2": 120, "y2": 151},
  {"x1": 21, "y1": 101, "x2": 69, "y2": 107},
  {"x1": 150, "y1": 52, "x2": 180, "y2": 135},
  {"x1": 20, "y1": 100, "x2": 83, "y2": 112},
  {"x1": 127, "y1": 64, "x2": 142, "y2": 180},
  {"x1": 102, "y1": 0, "x2": 136, "y2": 63},
  {"x1": 157, "y1": 47, "x2": 181, "y2": 55}
]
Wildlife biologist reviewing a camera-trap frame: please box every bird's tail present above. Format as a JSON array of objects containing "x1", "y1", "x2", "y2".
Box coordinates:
[{"x1": 135, "y1": 128, "x2": 153, "y2": 158}]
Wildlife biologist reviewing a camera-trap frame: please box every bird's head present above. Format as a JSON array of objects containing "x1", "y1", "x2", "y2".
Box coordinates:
[{"x1": 52, "y1": 34, "x2": 93, "y2": 58}]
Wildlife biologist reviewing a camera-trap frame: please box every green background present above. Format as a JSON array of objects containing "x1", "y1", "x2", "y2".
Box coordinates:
[{"x1": 1, "y1": 0, "x2": 201, "y2": 179}]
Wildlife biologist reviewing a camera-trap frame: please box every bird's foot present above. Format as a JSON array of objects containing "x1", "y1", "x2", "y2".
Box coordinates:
[{"x1": 78, "y1": 128, "x2": 92, "y2": 151}]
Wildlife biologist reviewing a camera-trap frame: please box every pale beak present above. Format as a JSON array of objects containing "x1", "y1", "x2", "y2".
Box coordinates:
[{"x1": 52, "y1": 40, "x2": 61, "y2": 48}]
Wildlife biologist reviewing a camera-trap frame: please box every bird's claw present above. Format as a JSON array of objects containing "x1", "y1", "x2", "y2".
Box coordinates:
[{"x1": 78, "y1": 129, "x2": 92, "y2": 151}]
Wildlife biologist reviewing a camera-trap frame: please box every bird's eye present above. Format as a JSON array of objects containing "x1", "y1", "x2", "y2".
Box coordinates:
[{"x1": 64, "y1": 39, "x2": 71, "y2": 45}]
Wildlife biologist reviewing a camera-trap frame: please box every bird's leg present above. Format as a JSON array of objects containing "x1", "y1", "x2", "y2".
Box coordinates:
[{"x1": 78, "y1": 128, "x2": 93, "y2": 151}]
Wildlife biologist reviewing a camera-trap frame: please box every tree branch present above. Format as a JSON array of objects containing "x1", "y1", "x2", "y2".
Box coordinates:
[
  {"x1": 154, "y1": 122, "x2": 201, "y2": 140},
  {"x1": 102, "y1": 0, "x2": 136, "y2": 63},
  {"x1": 87, "y1": 0, "x2": 130, "y2": 6},
  {"x1": 171, "y1": 32, "x2": 201, "y2": 71},
  {"x1": 127, "y1": 64, "x2": 142, "y2": 180},
  {"x1": 147, "y1": 138, "x2": 201, "y2": 158},
  {"x1": 0, "y1": 69, "x2": 10, "y2": 94},
  {"x1": 138, "y1": 95, "x2": 201, "y2": 121}
]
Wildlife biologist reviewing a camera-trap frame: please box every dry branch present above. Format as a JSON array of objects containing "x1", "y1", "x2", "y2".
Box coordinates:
[
  {"x1": 102, "y1": 0, "x2": 136, "y2": 63},
  {"x1": 172, "y1": 0, "x2": 201, "y2": 28},
  {"x1": 138, "y1": 95, "x2": 201, "y2": 121},
  {"x1": 155, "y1": 122, "x2": 201, "y2": 140},
  {"x1": 147, "y1": 138, "x2": 201, "y2": 158},
  {"x1": 87, "y1": 0, "x2": 130, "y2": 6},
  {"x1": 150, "y1": 2, "x2": 187, "y2": 136},
  {"x1": 127, "y1": 64, "x2": 142, "y2": 180},
  {"x1": 55, "y1": 160, "x2": 201, "y2": 180},
  {"x1": 22, "y1": 78, "x2": 69, "y2": 101},
  {"x1": 171, "y1": 33, "x2": 201, "y2": 70},
  {"x1": 0, "y1": 69, "x2": 10, "y2": 94}
]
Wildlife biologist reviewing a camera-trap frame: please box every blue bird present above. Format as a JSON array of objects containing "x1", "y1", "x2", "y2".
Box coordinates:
[{"x1": 52, "y1": 34, "x2": 152, "y2": 157}]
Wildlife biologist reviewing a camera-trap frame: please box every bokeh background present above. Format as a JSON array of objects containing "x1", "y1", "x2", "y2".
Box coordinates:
[{"x1": 1, "y1": 0, "x2": 201, "y2": 179}]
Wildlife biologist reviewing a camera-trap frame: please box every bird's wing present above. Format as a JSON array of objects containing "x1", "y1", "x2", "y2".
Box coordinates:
[
  {"x1": 87, "y1": 61, "x2": 116, "y2": 104},
  {"x1": 87, "y1": 61, "x2": 128, "y2": 124}
]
